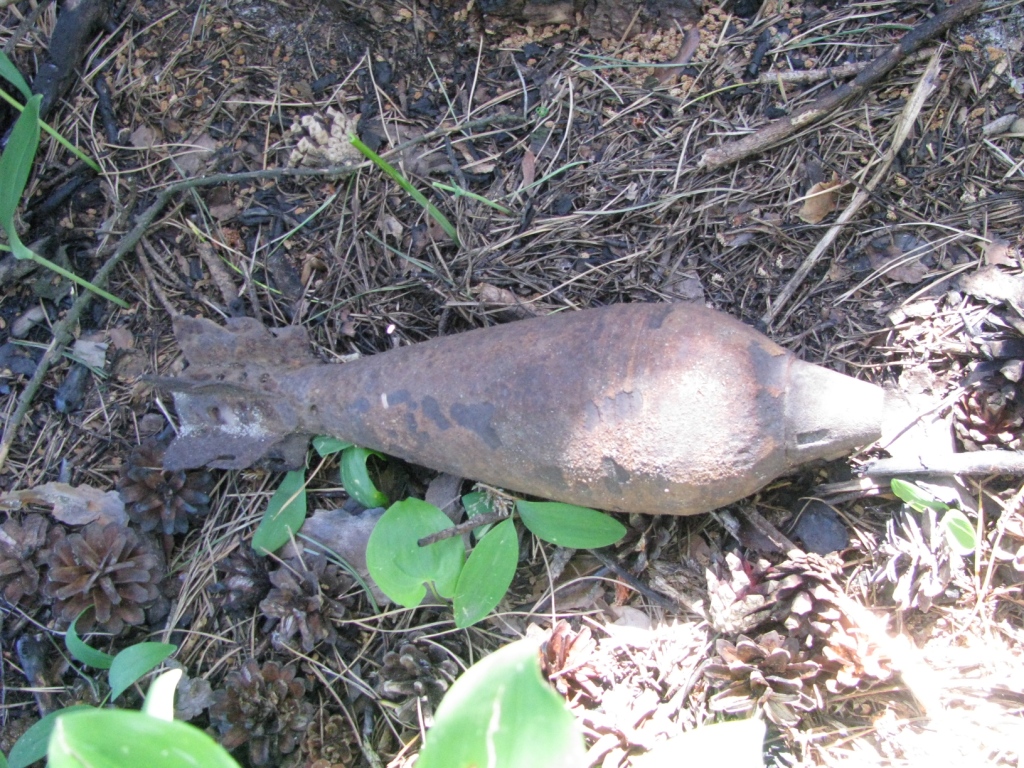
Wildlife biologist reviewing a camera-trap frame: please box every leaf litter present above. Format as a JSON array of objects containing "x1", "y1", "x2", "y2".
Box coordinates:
[{"x1": 1, "y1": 0, "x2": 1023, "y2": 765}]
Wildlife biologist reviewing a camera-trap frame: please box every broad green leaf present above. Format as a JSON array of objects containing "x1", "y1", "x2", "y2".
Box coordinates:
[
  {"x1": 941, "y1": 508, "x2": 976, "y2": 555},
  {"x1": 0, "y1": 747, "x2": 7, "y2": 768},
  {"x1": 453, "y1": 518, "x2": 518, "y2": 628},
  {"x1": 312, "y1": 435, "x2": 352, "y2": 456},
  {"x1": 142, "y1": 669, "x2": 182, "y2": 721},
  {"x1": 340, "y1": 446, "x2": 389, "y2": 508},
  {"x1": 0, "y1": 51, "x2": 32, "y2": 101},
  {"x1": 252, "y1": 469, "x2": 308, "y2": 555},
  {"x1": 66, "y1": 610, "x2": 115, "y2": 669},
  {"x1": 48, "y1": 709, "x2": 241, "y2": 768},
  {"x1": 416, "y1": 639, "x2": 585, "y2": 768},
  {"x1": 516, "y1": 501, "x2": 626, "y2": 549},
  {"x1": 0, "y1": 94, "x2": 40, "y2": 226},
  {"x1": 463, "y1": 490, "x2": 495, "y2": 540},
  {"x1": 462, "y1": 491, "x2": 493, "y2": 518},
  {"x1": 890, "y1": 478, "x2": 949, "y2": 513},
  {"x1": 109, "y1": 642, "x2": 176, "y2": 700},
  {"x1": 365, "y1": 498, "x2": 463, "y2": 607},
  {"x1": 8, "y1": 706, "x2": 92, "y2": 768}
]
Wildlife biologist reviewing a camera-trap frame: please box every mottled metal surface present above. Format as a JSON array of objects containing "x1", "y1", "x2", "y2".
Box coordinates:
[{"x1": 161, "y1": 303, "x2": 885, "y2": 516}]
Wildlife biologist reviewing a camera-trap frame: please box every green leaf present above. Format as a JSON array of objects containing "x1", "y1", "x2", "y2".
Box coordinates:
[
  {"x1": 66, "y1": 610, "x2": 115, "y2": 669},
  {"x1": 312, "y1": 435, "x2": 353, "y2": 456},
  {"x1": 8, "y1": 706, "x2": 93, "y2": 768},
  {"x1": 516, "y1": 501, "x2": 626, "y2": 549},
  {"x1": 109, "y1": 642, "x2": 177, "y2": 700},
  {"x1": 365, "y1": 498, "x2": 464, "y2": 607},
  {"x1": 941, "y1": 508, "x2": 977, "y2": 555},
  {"x1": 463, "y1": 490, "x2": 495, "y2": 540},
  {"x1": 350, "y1": 134, "x2": 461, "y2": 247},
  {"x1": 0, "y1": 747, "x2": 7, "y2": 768},
  {"x1": 0, "y1": 94, "x2": 40, "y2": 226},
  {"x1": 340, "y1": 446, "x2": 389, "y2": 508},
  {"x1": 142, "y1": 669, "x2": 183, "y2": 722},
  {"x1": 252, "y1": 469, "x2": 308, "y2": 555},
  {"x1": 890, "y1": 478, "x2": 949, "y2": 513},
  {"x1": 0, "y1": 53, "x2": 32, "y2": 101},
  {"x1": 453, "y1": 518, "x2": 518, "y2": 628},
  {"x1": 416, "y1": 640, "x2": 586, "y2": 768},
  {"x1": 48, "y1": 709, "x2": 241, "y2": 768}
]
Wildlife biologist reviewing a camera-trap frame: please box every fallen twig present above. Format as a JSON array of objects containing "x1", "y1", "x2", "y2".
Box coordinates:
[
  {"x1": 864, "y1": 451, "x2": 1024, "y2": 477},
  {"x1": 699, "y1": 0, "x2": 987, "y2": 170},
  {"x1": 763, "y1": 49, "x2": 943, "y2": 327}
]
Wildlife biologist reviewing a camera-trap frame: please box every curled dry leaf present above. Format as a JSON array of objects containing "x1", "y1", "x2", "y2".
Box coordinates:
[
  {"x1": 798, "y1": 173, "x2": 843, "y2": 224},
  {"x1": 0, "y1": 482, "x2": 127, "y2": 526}
]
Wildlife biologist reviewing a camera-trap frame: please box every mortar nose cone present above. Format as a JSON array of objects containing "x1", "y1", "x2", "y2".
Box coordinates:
[{"x1": 784, "y1": 359, "x2": 885, "y2": 465}]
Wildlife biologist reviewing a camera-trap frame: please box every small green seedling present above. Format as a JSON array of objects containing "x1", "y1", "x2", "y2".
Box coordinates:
[
  {"x1": 890, "y1": 478, "x2": 977, "y2": 555},
  {"x1": 6, "y1": 616, "x2": 181, "y2": 768},
  {"x1": 366, "y1": 492, "x2": 626, "y2": 627},
  {"x1": 416, "y1": 639, "x2": 586, "y2": 768},
  {"x1": 252, "y1": 468, "x2": 308, "y2": 555}
]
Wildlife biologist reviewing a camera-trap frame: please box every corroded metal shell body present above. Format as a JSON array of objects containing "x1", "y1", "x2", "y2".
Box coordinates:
[{"x1": 163, "y1": 303, "x2": 884, "y2": 516}]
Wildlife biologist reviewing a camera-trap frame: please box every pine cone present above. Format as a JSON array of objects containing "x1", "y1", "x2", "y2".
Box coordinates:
[
  {"x1": 954, "y1": 375, "x2": 1023, "y2": 451},
  {"x1": 704, "y1": 631, "x2": 819, "y2": 726},
  {"x1": 876, "y1": 507, "x2": 960, "y2": 611},
  {"x1": 764, "y1": 551, "x2": 845, "y2": 648},
  {"x1": 210, "y1": 542, "x2": 270, "y2": 615},
  {"x1": 118, "y1": 438, "x2": 214, "y2": 534},
  {"x1": 303, "y1": 713, "x2": 354, "y2": 768},
  {"x1": 540, "y1": 619, "x2": 602, "y2": 704},
  {"x1": 0, "y1": 514, "x2": 50, "y2": 605},
  {"x1": 376, "y1": 640, "x2": 459, "y2": 726},
  {"x1": 259, "y1": 553, "x2": 350, "y2": 652},
  {"x1": 210, "y1": 659, "x2": 315, "y2": 767},
  {"x1": 43, "y1": 522, "x2": 163, "y2": 634}
]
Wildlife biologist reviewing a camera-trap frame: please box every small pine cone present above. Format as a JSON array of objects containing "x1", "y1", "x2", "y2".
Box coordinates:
[
  {"x1": 259, "y1": 553, "x2": 350, "y2": 652},
  {"x1": 0, "y1": 514, "x2": 50, "y2": 605},
  {"x1": 765, "y1": 551, "x2": 845, "y2": 648},
  {"x1": 376, "y1": 640, "x2": 459, "y2": 726},
  {"x1": 876, "y1": 507, "x2": 959, "y2": 611},
  {"x1": 704, "y1": 631, "x2": 820, "y2": 726},
  {"x1": 43, "y1": 522, "x2": 163, "y2": 634},
  {"x1": 118, "y1": 438, "x2": 214, "y2": 535},
  {"x1": 210, "y1": 542, "x2": 270, "y2": 615},
  {"x1": 210, "y1": 659, "x2": 315, "y2": 767},
  {"x1": 818, "y1": 624, "x2": 892, "y2": 693},
  {"x1": 954, "y1": 375, "x2": 1023, "y2": 451},
  {"x1": 540, "y1": 620, "x2": 602, "y2": 704},
  {"x1": 303, "y1": 713, "x2": 355, "y2": 768}
]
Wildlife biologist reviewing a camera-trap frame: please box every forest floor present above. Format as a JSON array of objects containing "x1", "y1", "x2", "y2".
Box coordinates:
[{"x1": 1, "y1": 0, "x2": 1023, "y2": 765}]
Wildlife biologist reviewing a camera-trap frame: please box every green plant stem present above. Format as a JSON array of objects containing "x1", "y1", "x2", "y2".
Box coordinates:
[{"x1": 0, "y1": 86, "x2": 101, "y2": 173}]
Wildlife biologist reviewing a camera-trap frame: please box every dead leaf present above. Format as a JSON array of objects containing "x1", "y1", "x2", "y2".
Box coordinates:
[
  {"x1": 521, "y1": 148, "x2": 536, "y2": 190},
  {"x1": 424, "y1": 473, "x2": 464, "y2": 523},
  {"x1": 174, "y1": 133, "x2": 218, "y2": 176},
  {"x1": 107, "y1": 327, "x2": 134, "y2": 350},
  {"x1": 798, "y1": 173, "x2": 843, "y2": 224},
  {"x1": 289, "y1": 507, "x2": 388, "y2": 603},
  {"x1": 983, "y1": 239, "x2": 1017, "y2": 266},
  {"x1": 130, "y1": 124, "x2": 161, "y2": 149},
  {"x1": 958, "y1": 266, "x2": 1024, "y2": 306},
  {"x1": 0, "y1": 482, "x2": 127, "y2": 526},
  {"x1": 72, "y1": 338, "x2": 108, "y2": 369}
]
